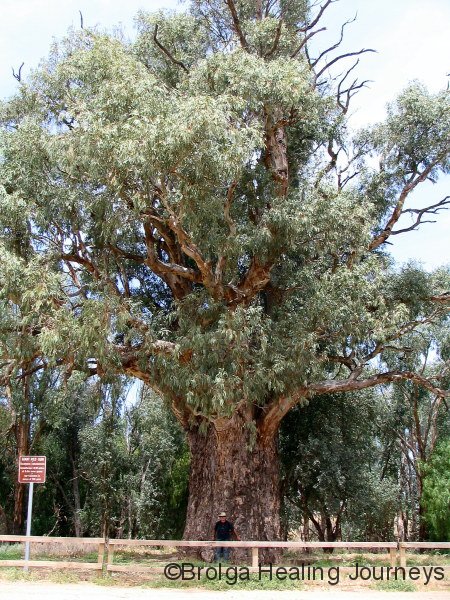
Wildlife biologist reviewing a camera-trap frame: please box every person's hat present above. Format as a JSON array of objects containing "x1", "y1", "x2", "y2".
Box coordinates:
[{"x1": 218, "y1": 512, "x2": 226, "y2": 517}]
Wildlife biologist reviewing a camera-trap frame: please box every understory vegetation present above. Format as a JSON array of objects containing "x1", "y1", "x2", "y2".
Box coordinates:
[{"x1": 0, "y1": 377, "x2": 448, "y2": 541}]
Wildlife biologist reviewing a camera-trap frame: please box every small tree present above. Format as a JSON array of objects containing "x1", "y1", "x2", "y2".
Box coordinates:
[
  {"x1": 421, "y1": 438, "x2": 450, "y2": 541},
  {"x1": 280, "y1": 390, "x2": 398, "y2": 543},
  {"x1": 121, "y1": 387, "x2": 189, "y2": 539},
  {"x1": 377, "y1": 320, "x2": 450, "y2": 540}
]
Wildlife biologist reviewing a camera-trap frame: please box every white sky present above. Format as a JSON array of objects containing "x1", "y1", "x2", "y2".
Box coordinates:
[{"x1": 0, "y1": 0, "x2": 449, "y2": 270}]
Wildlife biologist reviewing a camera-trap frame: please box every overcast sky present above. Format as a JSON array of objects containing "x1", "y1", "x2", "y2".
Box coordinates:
[{"x1": 1, "y1": 0, "x2": 449, "y2": 270}]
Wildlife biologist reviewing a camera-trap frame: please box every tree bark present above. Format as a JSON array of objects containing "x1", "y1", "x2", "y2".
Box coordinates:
[
  {"x1": 417, "y1": 474, "x2": 428, "y2": 542},
  {"x1": 264, "y1": 108, "x2": 289, "y2": 197},
  {"x1": 71, "y1": 460, "x2": 83, "y2": 537},
  {"x1": 0, "y1": 504, "x2": 9, "y2": 534},
  {"x1": 182, "y1": 405, "x2": 281, "y2": 563},
  {"x1": 13, "y1": 415, "x2": 30, "y2": 534}
]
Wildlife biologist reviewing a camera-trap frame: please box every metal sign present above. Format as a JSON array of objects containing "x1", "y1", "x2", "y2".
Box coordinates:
[{"x1": 18, "y1": 456, "x2": 46, "y2": 484}]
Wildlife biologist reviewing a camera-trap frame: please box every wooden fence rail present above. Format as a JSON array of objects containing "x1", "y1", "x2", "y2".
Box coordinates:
[
  {"x1": 399, "y1": 542, "x2": 450, "y2": 568},
  {"x1": 0, "y1": 536, "x2": 448, "y2": 573},
  {"x1": 106, "y1": 539, "x2": 398, "y2": 572},
  {"x1": 0, "y1": 535, "x2": 105, "y2": 570}
]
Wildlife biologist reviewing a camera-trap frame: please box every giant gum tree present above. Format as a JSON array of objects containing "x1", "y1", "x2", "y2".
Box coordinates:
[{"x1": 0, "y1": 0, "x2": 449, "y2": 546}]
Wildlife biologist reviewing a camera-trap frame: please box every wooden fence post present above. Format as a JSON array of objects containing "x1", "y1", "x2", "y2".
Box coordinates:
[
  {"x1": 389, "y1": 548, "x2": 396, "y2": 568},
  {"x1": 399, "y1": 545, "x2": 406, "y2": 568},
  {"x1": 252, "y1": 547, "x2": 259, "y2": 568},
  {"x1": 97, "y1": 541, "x2": 105, "y2": 571},
  {"x1": 107, "y1": 542, "x2": 115, "y2": 568}
]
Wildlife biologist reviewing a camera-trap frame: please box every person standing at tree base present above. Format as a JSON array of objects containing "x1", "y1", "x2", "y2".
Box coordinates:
[{"x1": 213, "y1": 512, "x2": 240, "y2": 562}]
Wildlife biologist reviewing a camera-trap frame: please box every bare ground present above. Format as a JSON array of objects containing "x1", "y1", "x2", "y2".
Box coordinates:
[{"x1": 0, "y1": 583, "x2": 450, "y2": 600}]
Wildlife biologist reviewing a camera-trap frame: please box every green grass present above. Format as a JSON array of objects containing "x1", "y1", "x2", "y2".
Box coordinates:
[
  {"x1": 92, "y1": 574, "x2": 121, "y2": 586},
  {"x1": 0, "y1": 544, "x2": 23, "y2": 560},
  {"x1": 403, "y1": 553, "x2": 450, "y2": 567},
  {"x1": 48, "y1": 571, "x2": 80, "y2": 584},
  {"x1": 372, "y1": 579, "x2": 417, "y2": 592},
  {"x1": 0, "y1": 543, "x2": 100, "y2": 563},
  {"x1": 142, "y1": 573, "x2": 304, "y2": 591},
  {"x1": 112, "y1": 553, "x2": 159, "y2": 565},
  {"x1": 0, "y1": 547, "x2": 447, "y2": 590},
  {"x1": 32, "y1": 550, "x2": 99, "y2": 563},
  {"x1": 0, "y1": 568, "x2": 40, "y2": 582}
]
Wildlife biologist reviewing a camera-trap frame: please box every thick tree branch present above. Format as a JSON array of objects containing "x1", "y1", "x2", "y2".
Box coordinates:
[
  {"x1": 430, "y1": 292, "x2": 450, "y2": 304},
  {"x1": 164, "y1": 216, "x2": 220, "y2": 294},
  {"x1": 142, "y1": 224, "x2": 203, "y2": 285},
  {"x1": 118, "y1": 341, "x2": 178, "y2": 363},
  {"x1": 148, "y1": 186, "x2": 220, "y2": 295},
  {"x1": 61, "y1": 253, "x2": 101, "y2": 279},
  {"x1": 265, "y1": 19, "x2": 283, "y2": 58},
  {"x1": 153, "y1": 24, "x2": 189, "y2": 73},
  {"x1": 226, "y1": 257, "x2": 274, "y2": 307},
  {"x1": 259, "y1": 370, "x2": 448, "y2": 439},
  {"x1": 264, "y1": 106, "x2": 289, "y2": 196},
  {"x1": 140, "y1": 220, "x2": 195, "y2": 298},
  {"x1": 144, "y1": 184, "x2": 275, "y2": 306},
  {"x1": 225, "y1": 0, "x2": 249, "y2": 50},
  {"x1": 145, "y1": 215, "x2": 184, "y2": 266}
]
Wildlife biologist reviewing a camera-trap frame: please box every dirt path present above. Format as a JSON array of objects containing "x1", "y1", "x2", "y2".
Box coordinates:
[{"x1": 0, "y1": 583, "x2": 449, "y2": 600}]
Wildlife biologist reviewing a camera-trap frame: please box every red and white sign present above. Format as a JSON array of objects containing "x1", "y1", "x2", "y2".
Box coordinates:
[{"x1": 18, "y1": 456, "x2": 46, "y2": 484}]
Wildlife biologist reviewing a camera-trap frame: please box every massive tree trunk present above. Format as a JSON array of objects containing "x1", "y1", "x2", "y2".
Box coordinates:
[{"x1": 182, "y1": 405, "x2": 281, "y2": 563}]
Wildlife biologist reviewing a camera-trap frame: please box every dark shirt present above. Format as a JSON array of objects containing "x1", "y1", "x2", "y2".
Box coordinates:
[{"x1": 214, "y1": 520, "x2": 234, "y2": 541}]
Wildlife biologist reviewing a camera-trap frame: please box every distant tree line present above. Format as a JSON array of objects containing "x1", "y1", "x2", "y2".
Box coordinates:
[{"x1": 0, "y1": 377, "x2": 189, "y2": 539}]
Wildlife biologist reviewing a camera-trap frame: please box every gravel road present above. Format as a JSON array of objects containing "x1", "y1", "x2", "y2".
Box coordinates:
[{"x1": 0, "y1": 583, "x2": 449, "y2": 600}]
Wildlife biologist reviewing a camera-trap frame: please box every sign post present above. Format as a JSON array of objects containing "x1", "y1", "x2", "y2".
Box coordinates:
[
  {"x1": 18, "y1": 456, "x2": 46, "y2": 571},
  {"x1": 24, "y1": 482, "x2": 34, "y2": 566}
]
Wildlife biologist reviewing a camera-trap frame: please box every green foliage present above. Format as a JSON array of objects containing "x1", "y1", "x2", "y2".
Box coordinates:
[
  {"x1": 0, "y1": 0, "x2": 449, "y2": 541},
  {"x1": 0, "y1": 544, "x2": 22, "y2": 560},
  {"x1": 119, "y1": 387, "x2": 189, "y2": 538},
  {"x1": 356, "y1": 83, "x2": 450, "y2": 223},
  {"x1": 280, "y1": 390, "x2": 399, "y2": 541},
  {"x1": 0, "y1": 2, "x2": 448, "y2": 420},
  {"x1": 56, "y1": 381, "x2": 190, "y2": 538},
  {"x1": 0, "y1": 371, "x2": 188, "y2": 538},
  {"x1": 421, "y1": 438, "x2": 450, "y2": 541}
]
